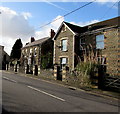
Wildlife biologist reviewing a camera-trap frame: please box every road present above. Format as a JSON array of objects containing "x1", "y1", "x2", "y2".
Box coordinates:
[{"x1": 2, "y1": 71, "x2": 119, "y2": 112}]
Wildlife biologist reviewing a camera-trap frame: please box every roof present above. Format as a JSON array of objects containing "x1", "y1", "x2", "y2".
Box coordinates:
[
  {"x1": 53, "y1": 21, "x2": 87, "y2": 40},
  {"x1": 53, "y1": 16, "x2": 119, "y2": 40},
  {"x1": 85, "y1": 16, "x2": 119, "y2": 31},
  {"x1": 64, "y1": 22, "x2": 87, "y2": 34},
  {"x1": 22, "y1": 37, "x2": 50, "y2": 49}
]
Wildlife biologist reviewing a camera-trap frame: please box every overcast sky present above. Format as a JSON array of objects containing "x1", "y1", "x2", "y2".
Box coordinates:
[{"x1": 0, "y1": 0, "x2": 119, "y2": 55}]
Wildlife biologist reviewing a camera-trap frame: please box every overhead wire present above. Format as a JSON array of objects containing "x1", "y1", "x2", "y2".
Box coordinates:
[
  {"x1": 26, "y1": 0, "x2": 97, "y2": 36},
  {"x1": 99, "y1": 0, "x2": 119, "y2": 21}
]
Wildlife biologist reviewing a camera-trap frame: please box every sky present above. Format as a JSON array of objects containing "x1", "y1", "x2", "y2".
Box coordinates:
[{"x1": 0, "y1": 0, "x2": 119, "y2": 55}]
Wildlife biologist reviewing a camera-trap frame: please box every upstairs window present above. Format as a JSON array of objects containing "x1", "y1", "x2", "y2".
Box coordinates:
[
  {"x1": 80, "y1": 38, "x2": 85, "y2": 50},
  {"x1": 34, "y1": 48, "x2": 37, "y2": 56},
  {"x1": 61, "y1": 39, "x2": 67, "y2": 51},
  {"x1": 25, "y1": 49, "x2": 27, "y2": 53},
  {"x1": 96, "y1": 34, "x2": 104, "y2": 49},
  {"x1": 29, "y1": 48, "x2": 32, "y2": 56}
]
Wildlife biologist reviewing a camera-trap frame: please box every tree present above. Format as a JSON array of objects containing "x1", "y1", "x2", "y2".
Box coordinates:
[{"x1": 10, "y1": 38, "x2": 23, "y2": 60}]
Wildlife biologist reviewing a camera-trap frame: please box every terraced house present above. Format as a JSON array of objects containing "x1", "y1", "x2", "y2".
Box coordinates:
[
  {"x1": 53, "y1": 16, "x2": 120, "y2": 83},
  {"x1": 0, "y1": 45, "x2": 10, "y2": 70},
  {"x1": 21, "y1": 29, "x2": 55, "y2": 75}
]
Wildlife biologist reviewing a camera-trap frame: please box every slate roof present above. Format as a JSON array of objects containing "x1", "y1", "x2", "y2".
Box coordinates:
[
  {"x1": 64, "y1": 22, "x2": 87, "y2": 34},
  {"x1": 65, "y1": 16, "x2": 119, "y2": 34},
  {"x1": 84, "y1": 16, "x2": 119, "y2": 31},
  {"x1": 22, "y1": 37, "x2": 50, "y2": 49}
]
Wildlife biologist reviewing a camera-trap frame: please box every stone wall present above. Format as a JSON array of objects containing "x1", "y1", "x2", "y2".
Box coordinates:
[{"x1": 103, "y1": 28, "x2": 118, "y2": 77}]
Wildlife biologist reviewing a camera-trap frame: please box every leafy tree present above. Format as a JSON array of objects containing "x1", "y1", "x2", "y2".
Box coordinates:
[{"x1": 10, "y1": 38, "x2": 23, "y2": 60}]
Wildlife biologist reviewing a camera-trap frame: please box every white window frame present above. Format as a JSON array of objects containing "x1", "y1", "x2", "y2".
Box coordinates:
[
  {"x1": 96, "y1": 34, "x2": 104, "y2": 49},
  {"x1": 61, "y1": 39, "x2": 67, "y2": 51},
  {"x1": 80, "y1": 38, "x2": 85, "y2": 50},
  {"x1": 61, "y1": 57, "x2": 67, "y2": 64}
]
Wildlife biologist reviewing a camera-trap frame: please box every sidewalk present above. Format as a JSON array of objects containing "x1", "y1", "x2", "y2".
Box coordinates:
[{"x1": 2, "y1": 70, "x2": 120, "y2": 101}]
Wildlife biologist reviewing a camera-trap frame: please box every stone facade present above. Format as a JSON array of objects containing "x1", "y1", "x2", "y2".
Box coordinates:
[
  {"x1": 53, "y1": 17, "x2": 119, "y2": 80},
  {"x1": 21, "y1": 30, "x2": 54, "y2": 74},
  {"x1": 53, "y1": 24, "x2": 75, "y2": 71},
  {"x1": 0, "y1": 45, "x2": 10, "y2": 70},
  {"x1": 80, "y1": 17, "x2": 119, "y2": 78}
]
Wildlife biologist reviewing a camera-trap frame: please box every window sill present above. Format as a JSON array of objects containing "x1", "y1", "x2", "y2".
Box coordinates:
[{"x1": 61, "y1": 50, "x2": 68, "y2": 52}]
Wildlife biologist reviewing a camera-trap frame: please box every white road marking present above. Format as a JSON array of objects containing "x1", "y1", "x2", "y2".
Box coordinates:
[
  {"x1": 3, "y1": 77, "x2": 17, "y2": 83},
  {"x1": 27, "y1": 86, "x2": 65, "y2": 102}
]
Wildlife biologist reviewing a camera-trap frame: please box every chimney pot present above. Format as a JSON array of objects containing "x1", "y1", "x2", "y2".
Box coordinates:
[{"x1": 31, "y1": 37, "x2": 35, "y2": 43}]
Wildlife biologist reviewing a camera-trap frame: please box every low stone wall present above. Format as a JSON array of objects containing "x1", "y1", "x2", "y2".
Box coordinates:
[{"x1": 7, "y1": 64, "x2": 54, "y2": 79}]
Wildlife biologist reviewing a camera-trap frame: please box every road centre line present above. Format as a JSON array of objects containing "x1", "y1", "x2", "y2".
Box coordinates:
[
  {"x1": 3, "y1": 77, "x2": 17, "y2": 83},
  {"x1": 27, "y1": 86, "x2": 66, "y2": 102}
]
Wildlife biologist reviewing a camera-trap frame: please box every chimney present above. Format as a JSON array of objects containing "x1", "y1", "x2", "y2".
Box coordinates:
[
  {"x1": 50, "y1": 29, "x2": 55, "y2": 38},
  {"x1": 31, "y1": 37, "x2": 35, "y2": 43}
]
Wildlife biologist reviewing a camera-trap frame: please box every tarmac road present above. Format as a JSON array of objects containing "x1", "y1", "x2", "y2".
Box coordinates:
[{"x1": 2, "y1": 71, "x2": 119, "y2": 112}]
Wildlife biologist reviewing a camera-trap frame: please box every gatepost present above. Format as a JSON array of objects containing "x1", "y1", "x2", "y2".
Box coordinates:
[
  {"x1": 8, "y1": 63, "x2": 10, "y2": 71},
  {"x1": 6, "y1": 64, "x2": 8, "y2": 71},
  {"x1": 38, "y1": 65, "x2": 40, "y2": 75},
  {"x1": 62, "y1": 65, "x2": 66, "y2": 81},
  {"x1": 14, "y1": 64, "x2": 16, "y2": 72},
  {"x1": 25, "y1": 64, "x2": 27, "y2": 74},
  {"x1": 54, "y1": 65, "x2": 57, "y2": 80},
  {"x1": 17, "y1": 64, "x2": 19, "y2": 73},
  {"x1": 33, "y1": 65, "x2": 35, "y2": 75}
]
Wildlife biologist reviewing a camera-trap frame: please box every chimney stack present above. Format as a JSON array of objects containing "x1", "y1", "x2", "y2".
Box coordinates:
[
  {"x1": 31, "y1": 37, "x2": 35, "y2": 43},
  {"x1": 50, "y1": 29, "x2": 55, "y2": 38}
]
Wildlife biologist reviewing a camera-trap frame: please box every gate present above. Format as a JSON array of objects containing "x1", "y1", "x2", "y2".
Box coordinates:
[
  {"x1": 57, "y1": 66, "x2": 62, "y2": 81},
  {"x1": 35, "y1": 65, "x2": 38, "y2": 75}
]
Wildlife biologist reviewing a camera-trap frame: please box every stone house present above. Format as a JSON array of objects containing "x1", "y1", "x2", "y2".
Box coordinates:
[
  {"x1": 0, "y1": 45, "x2": 10, "y2": 70},
  {"x1": 21, "y1": 29, "x2": 55, "y2": 75},
  {"x1": 53, "y1": 16, "x2": 119, "y2": 81},
  {"x1": 79, "y1": 16, "x2": 119, "y2": 78}
]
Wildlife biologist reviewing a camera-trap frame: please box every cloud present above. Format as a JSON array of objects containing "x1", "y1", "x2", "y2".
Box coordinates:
[
  {"x1": 21, "y1": 12, "x2": 32, "y2": 20},
  {"x1": 35, "y1": 15, "x2": 64, "y2": 39},
  {"x1": 0, "y1": 6, "x2": 35, "y2": 55}
]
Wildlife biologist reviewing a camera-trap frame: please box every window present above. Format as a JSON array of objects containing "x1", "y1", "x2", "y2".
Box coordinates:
[
  {"x1": 61, "y1": 39, "x2": 67, "y2": 51},
  {"x1": 34, "y1": 48, "x2": 37, "y2": 56},
  {"x1": 61, "y1": 58, "x2": 68, "y2": 64},
  {"x1": 25, "y1": 49, "x2": 27, "y2": 53},
  {"x1": 80, "y1": 38, "x2": 85, "y2": 50},
  {"x1": 60, "y1": 57, "x2": 68, "y2": 70},
  {"x1": 96, "y1": 34, "x2": 104, "y2": 49},
  {"x1": 30, "y1": 48, "x2": 32, "y2": 53},
  {"x1": 29, "y1": 48, "x2": 32, "y2": 57}
]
